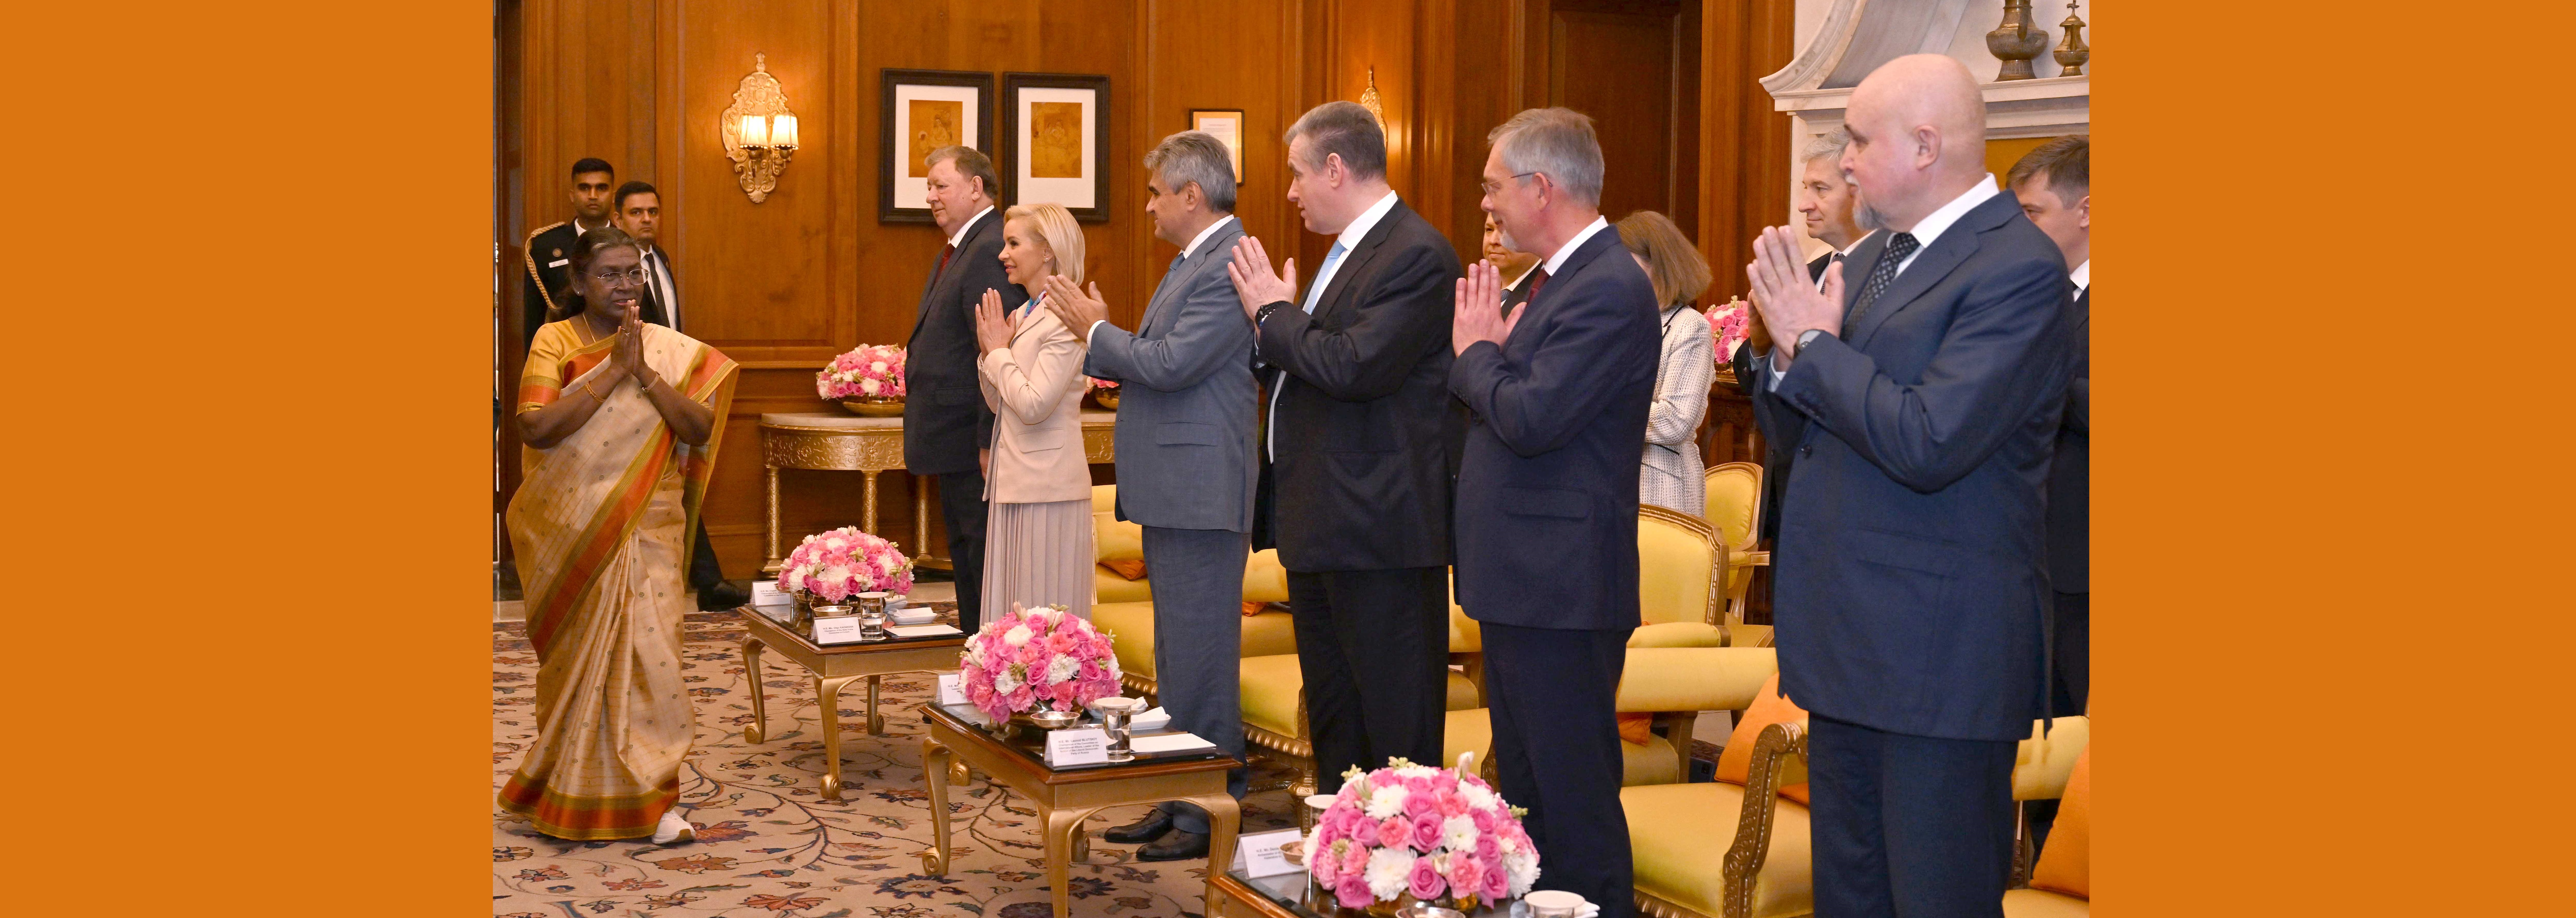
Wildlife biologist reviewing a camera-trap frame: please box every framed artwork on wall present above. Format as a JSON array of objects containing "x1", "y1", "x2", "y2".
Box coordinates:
[
  {"x1": 998, "y1": 72, "x2": 1112, "y2": 222},
  {"x1": 1188, "y1": 110, "x2": 1246, "y2": 184},
  {"x1": 879, "y1": 69, "x2": 995, "y2": 224}
]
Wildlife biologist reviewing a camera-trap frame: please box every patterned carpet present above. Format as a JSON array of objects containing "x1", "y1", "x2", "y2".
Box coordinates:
[{"x1": 492, "y1": 609, "x2": 1300, "y2": 918}]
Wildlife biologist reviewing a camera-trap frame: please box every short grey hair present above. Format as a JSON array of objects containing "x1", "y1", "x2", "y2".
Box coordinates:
[
  {"x1": 1142, "y1": 130, "x2": 1237, "y2": 213},
  {"x1": 1802, "y1": 127, "x2": 1851, "y2": 165},
  {"x1": 1283, "y1": 101, "x2": 1387, "y2": 180},
  {"x1": 1487, "y1": 107, "x2": 1603, "y2": 207}
]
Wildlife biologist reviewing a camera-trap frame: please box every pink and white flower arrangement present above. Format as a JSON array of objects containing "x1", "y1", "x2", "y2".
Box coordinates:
[
  {"x1": 957, "y1": 603, "x2": 1122, "y2": 722},
  {"x1": 777, "y1": 527, "x2": 914, "y2": 603},
  {"x1": 1305, "y1": 758, "x2": 1539, "y2": 911},
  {"x1": 1084, "y1": 375, "x2": 1120, "y2": 392},
  {"x1": 1707, "y1": 298, "x2": 1752, "y2": 359},
  {"x1": 818, "y1": 344, "x2": 906, "y2": 400}
]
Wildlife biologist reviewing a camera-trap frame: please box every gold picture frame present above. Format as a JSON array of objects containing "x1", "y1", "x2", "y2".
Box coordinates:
[{"x1": 1189, "y1": 109, "x2": 1246, "y2": 184}]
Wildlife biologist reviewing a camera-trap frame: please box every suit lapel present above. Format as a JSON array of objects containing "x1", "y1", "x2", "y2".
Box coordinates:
[
  {"x1": 1512, "y1": 225, "x2": 1619, "y2": 347},
  {"x1": 1145, "y1": 220, "x2": 1239, "y2": 334},
  {"x1": 1311, "y1": 201, "x2": 1408, "y2": 324},
  {"x1": 913, "y1": 210, "x2": 995, "y2": 340},
  {"x1": 1847, "y1": 195, "x2": 2017, "y2": 350}
]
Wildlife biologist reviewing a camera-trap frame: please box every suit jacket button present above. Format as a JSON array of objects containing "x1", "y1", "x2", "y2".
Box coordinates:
[{"x1": 1800, "y1": 445, "x2": 1812, "y2": 457}]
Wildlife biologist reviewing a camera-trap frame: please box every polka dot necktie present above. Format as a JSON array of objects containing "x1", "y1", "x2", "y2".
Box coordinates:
[{"x1": 1843, "y1": 232, "x2": 1919, "y2": 331}]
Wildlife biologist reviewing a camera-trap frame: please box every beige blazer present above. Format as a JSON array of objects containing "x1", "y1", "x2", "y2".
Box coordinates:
[{"x1": 977, "y1": 297, "x2": 1092, "y2": 504}]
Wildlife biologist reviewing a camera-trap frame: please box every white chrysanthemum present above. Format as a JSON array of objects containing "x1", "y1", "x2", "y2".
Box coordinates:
[
  {"x1": 1456, "y1": 782, "x2": 1497, "y2": 813},
  {"x1": 1397, "y1": 764, "x2": 1441, "y2": 781},
  {"x1": 1004, "y1": 625, "x2": 1033, "y2": 647},
  {"x1": 1364, "y1": 785, "x2": 1409, "y2": 820},
  {"x1": 871, "y1": 360, "x2": 889, "y2": 373},
  {"x1": 1440, "y1": 815, "x2": 1477, "y2": 853},
  {"x1": 821, "y1": 566, "x2": 852, "y2": 589},
  {"x1": 878, "y1": 554, "x2": 901, "y2": 574},
  {"x1": 1365, "y1": 847, "x2": 1416, "y2": 901},
  {"x1": 1505, "y1": 850, "x2": 1538, "y2": 896},
  {"x1": 860, "y1": 378, "x2": 881, "y2": 395},
  {"x1": 993, "y1": 663, "x2": 1024, "y2": 694},
  {"x1": 1044, "y1": 654, "x2": 1081, "y2": 685}
]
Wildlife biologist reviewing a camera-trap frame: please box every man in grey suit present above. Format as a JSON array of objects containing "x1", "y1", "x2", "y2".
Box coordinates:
[{"x1": 1041, "y1": 130, "x2": 1257, "y2": 862}]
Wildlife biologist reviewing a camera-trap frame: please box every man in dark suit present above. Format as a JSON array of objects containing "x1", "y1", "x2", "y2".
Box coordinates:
[
  {"x1": 1223, "y1": 100, "x2": 1463, "y2": 792},
  {"x1": 2008, "y1": 135, "x2": 2090, "y2": 854},
  {"x1": 522, "y1": 158, "x2": 619, "y2": 347},
  {"x1": 610, "y1": 181, "x2": 676, "y2": 330},
  {"x1": 1450, "y1": 107, "x2": 1661, "y2": 918},
  {"x1": 1743, "y1": 55, "x2": 2075, "y2": 918},
  {"x1": 1734, "y1": 127, "x2": 1875, "y2": 544},
  {"x1": 905, "y1": 146, "x2": 1026, "y2": 633},
  {"x1": 1044, "y1": 130, "x2": 1259, "y2": 862},
  {"x1": 609, "y1": 178, "x2": 745, "y2": 610}
]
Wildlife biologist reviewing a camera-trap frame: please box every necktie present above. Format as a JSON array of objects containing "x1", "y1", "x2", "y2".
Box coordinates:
[
  {"x1": 1522, "y1": 266, "x2": 1550, "y2": 306},
  {"x1": 1301, "y1": 241, "x2": 1348, "y2": 314},
  {"x1": 937, "y1": 243, "x2": 955, "y2": 276},
  {"x1": 1844, "y1": 232, "x2": 1918, "y2": 331}
]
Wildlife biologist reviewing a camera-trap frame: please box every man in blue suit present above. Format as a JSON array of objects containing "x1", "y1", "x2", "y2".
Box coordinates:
[
  {"x1": 1042, "y1": 130, "x2": 1257, "y2": 863},
  {"x1": 1743, "y1": 55, "x2": 2075, "y2": 917},
  {"x1": 1450, "y1": 107, "x2": 1662, "y2": 918}
]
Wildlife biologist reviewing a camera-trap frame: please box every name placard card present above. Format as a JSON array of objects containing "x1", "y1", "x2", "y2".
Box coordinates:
[
  {"x1": 751, "y1": 581, "x2": 793, "y2": 608},
  {"x1": 1044, "y1": 727, "x2": 1110, "y2": 767},
  {"x1": 936, "y1": 673, "x2": 968, "y2": 706},
  {"x1": 811, "y1": 616, "x2": 866, "y2": 645},
  {"x1": 1231, "y1": 828, "x2": 1306, "y2": 878}
]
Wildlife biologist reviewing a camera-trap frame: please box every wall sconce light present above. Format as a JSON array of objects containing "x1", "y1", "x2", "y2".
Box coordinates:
[
  {"x1": 1357, "y1": 66, "x2": 1386, "y2": 125},
  {"x1": 722, "y1": 53, "x2": 799, "y2": 203}
]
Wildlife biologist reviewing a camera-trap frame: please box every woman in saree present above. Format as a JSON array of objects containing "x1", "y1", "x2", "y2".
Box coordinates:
[
  {"x1": 500, "y1": 226, "x2": 739, "y2": 843},
  {"x1": 970, "y1": 202, "x2": 1094, "y2": 621}
]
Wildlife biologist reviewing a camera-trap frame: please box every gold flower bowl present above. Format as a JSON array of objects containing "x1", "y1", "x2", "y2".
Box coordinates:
[{"x1": 841, "y1": 397, "x2": 904, "y2": 417}]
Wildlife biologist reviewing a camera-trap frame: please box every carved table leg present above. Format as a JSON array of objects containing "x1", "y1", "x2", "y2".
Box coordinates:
[
  {"x1": 816, "y1": 675, "x2": 863, "y2": 800},
  {"x1": 919, "y1": 737, "x2": 953, "y2": 876},
  {"x1": 866, "y1": 674, "x2": 885, "y2": 735},
  {"x1": 740, "y1": 636, "x2": 770, "y2": 745},
  {"x1": 1190, "y1": 793, "x2": 1245, "y2": 918},
  {"x1": 862, "y1": 469, "x2": 881, "y2": 537},
  {"x1": 764, "y1": 464, "x2": 782, "y2": 573},
  {"x1": 1044, "y1": 806, "x2": 1107, "y2": 918}
]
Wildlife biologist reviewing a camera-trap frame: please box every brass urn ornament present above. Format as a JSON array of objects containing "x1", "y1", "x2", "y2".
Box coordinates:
[
  {"x1": 722, "y1": 53, "x2": 800, "y2": 203},
  {"x1": 2054, "y1": 1, "x2": 2091, "y2": 77},
  {"x1": 1358, "y1": 67, "x2": 1386, "y2": 125},
  {"x1": 1986, "y1": 0, "x2": 2052, "y2": 81}
]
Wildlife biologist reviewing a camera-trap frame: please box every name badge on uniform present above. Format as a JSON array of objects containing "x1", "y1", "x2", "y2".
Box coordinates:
[{"x1": 547, "y1": 258, "x2": 571, "y2": 268}]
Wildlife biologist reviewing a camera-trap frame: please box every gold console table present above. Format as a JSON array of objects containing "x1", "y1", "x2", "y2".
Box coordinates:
[{"x1": 758, "y1": 410, "x2": 1119, "y2": 573}]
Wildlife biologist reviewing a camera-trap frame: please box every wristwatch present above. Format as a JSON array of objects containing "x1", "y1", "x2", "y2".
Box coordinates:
[
  {"x1": 1254, "y1": 301, "x2": 1285, "y2": 327},
  {"x1": 1795, "y1": 328, "x2": 1830, "y2": 355}
]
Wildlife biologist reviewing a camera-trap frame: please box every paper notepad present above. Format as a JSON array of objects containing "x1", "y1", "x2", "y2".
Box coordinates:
[
  {"x1": 1128, "y1": 732, "x2": 1218, "y2": 754},
  {"x1": 885, "y1": 624, "x2": 963, "y2": 638}
]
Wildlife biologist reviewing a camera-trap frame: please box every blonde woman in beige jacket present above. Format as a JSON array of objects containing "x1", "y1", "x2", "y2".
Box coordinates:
[{"x1": 971, "y1": 202, "x2": 1096, "y2": 620}]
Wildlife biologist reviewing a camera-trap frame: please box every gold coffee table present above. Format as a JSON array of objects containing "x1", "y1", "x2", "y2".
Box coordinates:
[
  {"x1": 736, "y1": 606, "x2": 969, "y2": 800},
  {"x1": 918, "y1": 701, "x2": 1242, "y2": 918}
]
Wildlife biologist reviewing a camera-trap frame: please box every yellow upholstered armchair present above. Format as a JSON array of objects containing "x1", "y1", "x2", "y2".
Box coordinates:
[
  {"x1": 1241, "y1": 600, "x2": 1491, "y2": 827},
  {"x1": 1084, "y1": 484, "x2": 1300, "y2": 699},
  {"x1": 1703, "y1": 462, "x2": 1770, "y2": 641}
]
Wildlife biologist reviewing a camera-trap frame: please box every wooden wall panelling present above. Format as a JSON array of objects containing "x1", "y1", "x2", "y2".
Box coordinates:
[
  {"x1": 1545, "y1": 0, "x2": 1696, "y2": 230},
  {"x1": 1697, "y1": 0, "x2": 1793, "y2": 305},
  {"x1": 1138, "y1": 0, "x2": 1301, "y2": 274}
]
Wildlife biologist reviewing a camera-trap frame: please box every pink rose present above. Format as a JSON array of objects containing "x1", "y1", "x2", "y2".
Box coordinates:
[
  {"x1": 1377, "y1": 816, "x2": 1410, "y2": 850},
  {"x1": 1408, "y1": 855, "x2": 1446, "y2": 900},
  {"x1": 1469, "y1": 808, "x2": 1496, "y2": 833},
  {"x1": 1405, "y1": 789, "x2": 1441, "y2": 824},
  {"x1": 1335, "y1": 874, "x2": 1374, "y2": 910},
  {"x1": 1481, "y1": 856, "x2": 1509, "y2": 900},
  {"x1": 1475, "y1": 834, "x2": 1499, "y2": 864},
  {"x1": 1410, "y1": 812, "x2": 1442, "y2": 851}
]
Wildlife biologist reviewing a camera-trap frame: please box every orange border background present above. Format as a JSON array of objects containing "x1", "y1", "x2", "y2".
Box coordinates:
[{"x1": 6, "y1": 2, "x2": 2568, "y2": 915}]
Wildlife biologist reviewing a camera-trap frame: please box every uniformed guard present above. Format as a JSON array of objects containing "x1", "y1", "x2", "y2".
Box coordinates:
[{"x1": 520, "y1": 158, "x2": 620, "y2": 347}]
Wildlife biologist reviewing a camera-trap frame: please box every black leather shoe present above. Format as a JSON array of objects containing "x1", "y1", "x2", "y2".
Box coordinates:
[
  {"x1": 697, "y1": 580, "x2": 751, "y2": 611},
  {"x1": 1103, "y1": 809, "x2": 1174, "y2": 845},
  {"x1": 1135, "y1": 829, "x2": 1209, "y2": 862}
]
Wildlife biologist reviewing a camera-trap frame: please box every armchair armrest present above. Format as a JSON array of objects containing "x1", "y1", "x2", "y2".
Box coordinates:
[
  {"x1": 1730, "y1": 550, "x2": 1770, "y2": 567},
  {"x1": 1615, "y1": 647, "x2": 1778, "y2": 713},
  {"x1": 2012, "y1": 716, "x2": 2090, "y2": 801},
  {"x1": 1723, "y1": 719, "x2": 1809, "y2": 918}
]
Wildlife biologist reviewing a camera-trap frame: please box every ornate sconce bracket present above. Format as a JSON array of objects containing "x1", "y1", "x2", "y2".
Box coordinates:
[{"x1": 722, "y1": 53, "x2": 799, "y2": 204}]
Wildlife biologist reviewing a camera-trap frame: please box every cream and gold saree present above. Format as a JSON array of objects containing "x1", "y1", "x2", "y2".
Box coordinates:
[{"x1": 499, "y1": 319, "x2": 738, "y2": 840}]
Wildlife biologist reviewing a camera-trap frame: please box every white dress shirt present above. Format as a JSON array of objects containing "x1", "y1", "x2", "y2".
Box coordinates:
[
  {"x1": 1088, "y1": 215, "x2": 1239, "y2": 345},
  {"x1": 1817, "y1": 232, "x2": 1876, "y2": 292},
  {"x1": 1540, "y1": 215, "x2": 1613, "y2": 277},
  {"x1": 1264, "y1": 193, "x2": 1401, "y2": 461},
  {"x1": 1768, "y1": 175, "x2": 2001, "y2": 387},
  {"x1": 948, "y1": 205, "x2": 996, "y2": 249},
  {"x1": 2069, "y1": 259, "x2": 2090, "y2": 296}
]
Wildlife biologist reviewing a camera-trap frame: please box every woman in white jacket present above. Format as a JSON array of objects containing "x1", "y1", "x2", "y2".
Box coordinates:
[
  {"x1": 1615, "y1": 210, "x2": 1715, "y2": 516},
  {"x1": 971, "y1": 202, "x2": 1096, "y2": 619}
]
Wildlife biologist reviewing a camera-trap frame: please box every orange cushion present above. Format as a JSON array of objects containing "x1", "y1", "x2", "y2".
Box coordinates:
[
  {"x1": 1242, "y1": 601, "x2": 1270, "y2": 617},
  {"x1": 2029, "y1": 747, "x2": 2090, "y2": 899},
  {"x1": 1713, "y1": 674, "x2": 1810, "y2": 802},
  {"x1": 1616, "y1": 712, "x2": 1654, "y2": 745},
  {"x1": 1101, "y1": 559, "x2": 1147, "y2": 581}
]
